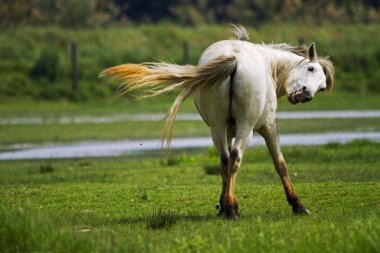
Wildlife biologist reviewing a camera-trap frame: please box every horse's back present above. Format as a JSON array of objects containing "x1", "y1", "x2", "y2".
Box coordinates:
[{"x1": 194, "y1": 40, "x2": 269, "y2": 131}]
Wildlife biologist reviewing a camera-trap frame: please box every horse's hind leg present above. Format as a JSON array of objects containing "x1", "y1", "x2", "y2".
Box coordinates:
[
  {"x1": 258, "y1": 121, "x2": 310, "y2": 215},
  {"x1": 210, "y1": 125, "x2": 231, "y2": 216},
  {"x1": 222, "y1": 125, "x2": 253, "y2": 219}
]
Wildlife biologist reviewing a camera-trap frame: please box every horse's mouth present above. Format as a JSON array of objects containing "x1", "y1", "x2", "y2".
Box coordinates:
[
  {"x1": 287, "y1": 93, "x2": 299, "y2": 105},
  {"x1": 288, "y1": 92, "x2": 313, "y2": 105}
]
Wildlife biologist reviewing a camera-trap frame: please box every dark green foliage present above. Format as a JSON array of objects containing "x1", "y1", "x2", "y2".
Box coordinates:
[
  {"x1": 147, "y1": 209, "x2": 178, "y2": 230},
  {"x1": 141, "y1": 191, "x2": 148, "y2": 201},
  {"x1": 203, "y1": 164, "x2": 220, "y2": 175},
  {"x1": 1, "y1": 24, "x2": 380, "y2": 101},
  {"x1": 161, "y1": 154, "x2": 195, "y2": 166},
  {"x1": 1, "y1": 0, "x2": 380, "y2": 27},
  {"x1": 39, "y1": 161, "x2": 54, "y2": 173},
  {"x1": 336, "y1": 49, "x2": 380, "y2": 93},
  {"x1": 30, "y1": 48, "x2": 61, "y2": 82},
  {"x1": 164, "y1": 156, "x2": 182, "y2": 167},
  {"x1": 37, "y1": 81, "x2": 72, "y2": 101}
]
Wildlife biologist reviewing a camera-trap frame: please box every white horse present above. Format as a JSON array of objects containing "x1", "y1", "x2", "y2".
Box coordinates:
[{"x1": 101, "y1": 25, "x2": 334, "y2": 219}]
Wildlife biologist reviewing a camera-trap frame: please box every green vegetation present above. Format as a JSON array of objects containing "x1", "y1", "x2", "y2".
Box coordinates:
[
  {"x1": 1, "y1": 24, "x2": 380, "y2": 102},
  {"x1": 2, "y1": 3, "x2": 379, "y2": 252},
  {"x1": 1, "y1": 92, "x2": 380, "y2": 118},
  {"x1": 1, "y1": 92, "x2": 379, "y2": 147},
  {"x1": 2, "y1": 1, "x2": 380, "y2": 27},
  {"x1": 1, "y1": 117, "x2": 380, "y2": 147},
  {"x1": 1, "y1": 141, "x2": 379, "y2": 252},
  {"x1": 147, "y1": 209, "x2": 178, "y2": 230}
]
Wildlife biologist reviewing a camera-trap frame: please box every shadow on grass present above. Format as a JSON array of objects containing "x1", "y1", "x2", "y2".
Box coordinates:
[
  {"x1": 118, "y1": 213, "x2": 218, "y2": 225},
  {"x1": 115, "y1": 208, "x2": 302, "y2": 226}
]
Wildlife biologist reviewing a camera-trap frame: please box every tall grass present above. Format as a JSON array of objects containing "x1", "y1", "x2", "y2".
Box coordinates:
[
  {"x1": 1, "y1": 23, "x2": 380, "y2": 101},
  {"x1": 0, "y1": 205, "x2": 95, "y2": 252},
  {"x1": 0, "y1": 141, "x2": 379, "y2": 252}
]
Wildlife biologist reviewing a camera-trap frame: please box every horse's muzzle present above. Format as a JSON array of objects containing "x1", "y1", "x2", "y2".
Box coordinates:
[
  {"x1": 297, "y1": 92, "x2": 313, "y2": 103},
  {"x1": 288, "y1": 93, "x2": 299, "y2": 104},
  {"x1": 288, "y1": 92, "x2": 313, "y2": 104}
]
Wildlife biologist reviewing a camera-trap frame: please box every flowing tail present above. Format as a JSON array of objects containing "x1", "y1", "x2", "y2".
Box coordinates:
[{"x1": 100, "y1": 55, "x2": 237, "y2": 146}]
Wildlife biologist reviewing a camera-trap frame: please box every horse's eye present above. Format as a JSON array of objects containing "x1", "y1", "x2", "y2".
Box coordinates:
[{"x1": 307, "y1": 66, "x2": 314, "y2": 72}]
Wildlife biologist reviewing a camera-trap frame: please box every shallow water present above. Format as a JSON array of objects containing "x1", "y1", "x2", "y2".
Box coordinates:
[
  {"x1": 1, "y1": 131, "x2": 379, "y2": 160},
  {"x1": 1, "y1": 110, "x2": 380, "y2": 125}
]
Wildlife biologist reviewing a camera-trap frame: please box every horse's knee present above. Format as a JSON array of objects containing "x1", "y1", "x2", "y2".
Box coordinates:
[{"x1": 229, "y1": 148, "x2": 241, "y2": 173}]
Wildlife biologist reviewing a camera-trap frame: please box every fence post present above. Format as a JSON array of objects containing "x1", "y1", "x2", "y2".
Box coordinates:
[
  {"x1": 183, "y1": 41, "x2": 189, "y2": 65},
  {"x1": 71, "y1": 41, "x2": 78, "y2": 93}
]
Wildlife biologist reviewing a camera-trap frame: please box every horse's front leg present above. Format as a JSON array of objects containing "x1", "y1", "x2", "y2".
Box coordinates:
[{"x1": 258, "y1": 121, "x2": 310, "y2": 215}]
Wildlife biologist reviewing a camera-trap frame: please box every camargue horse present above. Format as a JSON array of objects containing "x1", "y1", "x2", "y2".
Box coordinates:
[{"x1": 101, "y1": 25, "x2": 334, "y2": 219}]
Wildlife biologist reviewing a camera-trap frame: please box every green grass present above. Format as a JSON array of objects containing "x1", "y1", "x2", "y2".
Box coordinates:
[
  {"x1": 0, "y1": 117, "x2": 378, "y2": 146},
  {"x1": 1, "y1": 23, "x2": 380, "y2": 101},
  {"x1": 0, "y1": 91, "x2": 380, "y2": 146},
  {"x1": 1, "y1": 117, "x2": 380, "y2": 147},
  {"x1": 1, "y1": 23, "x2": 380, "y2": 252},
  {"x1": 0, "y1": 141, "x2": 379, "y2": 252},
  {"x1": 0, "y1": 94, "x2": 198, "y2": 118},
  {"x1": 1, "y1": 92, "x2": 380, "y2": 118}
]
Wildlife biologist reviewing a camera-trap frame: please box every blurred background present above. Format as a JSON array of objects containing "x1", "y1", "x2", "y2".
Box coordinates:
[
  {"x1": 1, "y1": 0, "x2": 380, "y2": 102},
  {"x1": 1, "y1": 0, "x2": 380, "y2": 149},
  {"x1": 2, "y1": 2, "x2": 380, "y2": 251}
]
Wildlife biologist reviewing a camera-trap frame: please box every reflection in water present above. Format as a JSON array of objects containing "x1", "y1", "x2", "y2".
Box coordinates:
[{"x1": 0, "y1": 131, "x2": 379, "y2": 160}]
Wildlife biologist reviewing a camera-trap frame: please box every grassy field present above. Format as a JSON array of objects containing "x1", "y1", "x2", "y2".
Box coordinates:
[
  {"x1": 1, "y1": 22, "x2": 379, "y2": 252},
  {"x1": 1, "y1": 92, "x2": 380, "y2": 118},
  {"x1": 1, "y1": 117, "x2": 380, "y2": 147},
  {"x1": 1, "y1": 23, "x2": 380, "y2": 147},
  {"x1": 1, "y1": 23, "x2": 380, "y2": 101},
  {"x1": 0, "y1": 141, "x2": 379, "y2": 252},
  {"x1": 1, "y1": 92, "x2": 380, "y2": 147}
]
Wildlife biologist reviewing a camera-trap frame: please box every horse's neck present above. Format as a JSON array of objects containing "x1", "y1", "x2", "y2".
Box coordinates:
[{"x1": 261, "y1": 47, "x2": 304, "y2": 97}]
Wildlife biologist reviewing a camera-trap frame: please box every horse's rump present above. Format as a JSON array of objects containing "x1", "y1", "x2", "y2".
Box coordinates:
[{"x1": 100, "y1": 55, "x2": 237, "y2": 145}]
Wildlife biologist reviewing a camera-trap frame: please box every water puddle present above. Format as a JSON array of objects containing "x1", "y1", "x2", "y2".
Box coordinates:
[
  {"x1": 1, "y1": 110, "x2": 379, "y2": 125},
  {"x1": 0, "y1": 131, "x2": 379, "y2": 160}
]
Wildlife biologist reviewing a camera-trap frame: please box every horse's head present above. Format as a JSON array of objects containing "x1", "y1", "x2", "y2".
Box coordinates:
[{"x1": 286, "y1": 43, "x2": 334, "y2": 104}]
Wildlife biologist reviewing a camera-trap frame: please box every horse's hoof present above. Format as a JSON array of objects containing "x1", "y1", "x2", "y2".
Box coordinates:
[
  {"x1": 225, "y1": 209, "x2": 239, "y2": 220},
  {"x1": 293, "y1": 205, "x2": 310, "y2": 215},
  {"x1": 224, "y1": 205, "x2": 239, "y2": 220},
  {"x1": 217, "y1": 205, "x2": 239, "y2": 219}
]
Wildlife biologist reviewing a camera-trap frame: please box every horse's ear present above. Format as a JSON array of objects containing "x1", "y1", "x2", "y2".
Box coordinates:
[
  {"x1": 308, "y1": 43, "x2": 318, "y2": 62},
  {"x1": 319, "y1": 57, "x2": 335, "y2": 92}
]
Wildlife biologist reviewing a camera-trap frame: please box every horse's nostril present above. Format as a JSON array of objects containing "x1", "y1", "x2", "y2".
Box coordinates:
[{"x1": 302, "y1": 86, "x2": 307, "y2": 91}]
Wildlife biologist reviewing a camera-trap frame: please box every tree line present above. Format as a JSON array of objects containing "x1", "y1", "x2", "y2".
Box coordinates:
[{"x1": 1, "y1": 0, "x2": 380, "y2": 27}]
